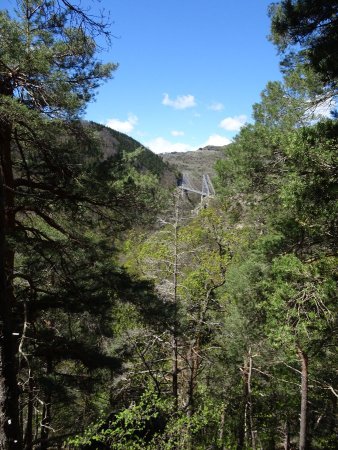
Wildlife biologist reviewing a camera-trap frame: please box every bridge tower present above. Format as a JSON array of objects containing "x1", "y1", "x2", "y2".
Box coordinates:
[{"x1": 178, "y1": 172, "x2": 215, "y2": 201}]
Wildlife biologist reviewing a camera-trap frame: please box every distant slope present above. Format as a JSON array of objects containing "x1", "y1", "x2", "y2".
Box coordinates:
[
  {"x1": 88, "y1": 123, "x2": 226, "y2": 193},
  {"x1": 160, "y1": 145, "x2": 226, "y2": 193},
  {"x1": 90, "y1": 121, "x2": 145, "y2": 157},
  {"x1": 89, "y1": 122, "x2": 177, "y2": 185}
]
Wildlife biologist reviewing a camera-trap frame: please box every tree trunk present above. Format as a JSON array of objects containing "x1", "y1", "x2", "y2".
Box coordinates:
[
  {"x1": 284, "y1": 420, "x2": 290, "y2": 450},
  {"x1": 247, "y1": 350, "x2": 256, "y2": 450},
  {"x1": 218, "y1": 401, "x2": 226, "y2": 450},
  {"x1": 23, "y1": 373, "x2": 34, "y2": 450},
  {"x1": 40, "y1": 359, "x2": 53, "y2": 450},
  {"x1": 237, "y1": 363, "x2": 248, "y2": 450},
  {"x1": 238, "y1": 351, "x2": 256, "y2": 450},
  {"x1": 298, "y1": 348, "x2": 308, "y2": 450},
  {"x1": 172, "y1": 196, "x2": 180, "y2": 413},
  {"x1": 0, "y1": 119, "x2": 22, "y2": 449},
  {"x1": 172, "y1": 336, "x2": 179, "y2": 412},
  {"x1": 186, "y1": 341, "x2": 196, "y2": 419}
]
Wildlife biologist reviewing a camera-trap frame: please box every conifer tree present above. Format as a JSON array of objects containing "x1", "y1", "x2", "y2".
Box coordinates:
[
  {"x1": 270, "y1": 0, "x2": 338, "y2": 95},
  {"x1": 0, "y1": 1, "x2": 117, "y2": 448}
]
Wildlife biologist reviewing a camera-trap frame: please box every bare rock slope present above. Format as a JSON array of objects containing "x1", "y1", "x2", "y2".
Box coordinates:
[{"x1": 160, "y1": 145, "x2": 226, "y2": 193}]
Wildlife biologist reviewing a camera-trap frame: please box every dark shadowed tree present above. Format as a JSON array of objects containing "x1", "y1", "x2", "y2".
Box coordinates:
[{"x1": 0, "y1": 1, "x2": 117, "y2": 448}]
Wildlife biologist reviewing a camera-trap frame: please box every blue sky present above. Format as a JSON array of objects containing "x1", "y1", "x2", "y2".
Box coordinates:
[
  {"x1": 4, "y1": 0, "x2": 283, "y2": 153},
  {"x1": 86, "y1": 0, "x2": 283, "y2": 153}
]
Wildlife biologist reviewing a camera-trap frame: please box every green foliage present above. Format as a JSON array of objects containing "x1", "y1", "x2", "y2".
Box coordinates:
[
  {"x1": 91, "y1": 122, "x2": 176, "y2": 183},
  {"x1": 214, "y1": 13, "x2": 337, "y2": 446},
  {"x1": 68, "y1": 385, "x2": 224, "y2": 450},
  {"x1": 0, "y1": 1, "x2": 172, "y2": 447},
  {"x1": 0, "y1": 1, "x2": 116, "y2": 116},
  {"x1": 1, "y1": 1, "x2": 337, "y2": 449},
  {"x1": 68, "y1": 388, "x2": 170, "y2": 449},
  {"x1": 270, "y1": 0, "x2": 338, "y2": 90}
]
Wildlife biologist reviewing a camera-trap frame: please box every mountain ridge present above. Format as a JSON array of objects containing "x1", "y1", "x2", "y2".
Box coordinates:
[{"x1": 91, "y1": 122, "x2": 227, "y2": 193}]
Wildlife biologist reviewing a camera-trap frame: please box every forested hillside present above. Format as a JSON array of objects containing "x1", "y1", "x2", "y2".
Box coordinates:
[{"x1": 0, "y1": 1, "x2": 337, "y2": 450}]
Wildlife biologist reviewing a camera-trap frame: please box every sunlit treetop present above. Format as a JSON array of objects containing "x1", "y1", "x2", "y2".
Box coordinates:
[
  {"x1": 0, "y1": 0, "x2": 117, "y2": 118},
  {"x1": 270, "y1": 0, "x2": 338, "y2": 92}
]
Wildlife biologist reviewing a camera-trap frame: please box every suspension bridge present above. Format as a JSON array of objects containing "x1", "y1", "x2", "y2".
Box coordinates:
[{"x1": 178, "y1": 172, "x2": 215, "y2": 200}]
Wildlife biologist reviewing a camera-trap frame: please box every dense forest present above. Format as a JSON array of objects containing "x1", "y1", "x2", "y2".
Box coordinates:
[{"x1": 0, "y1": 1, "x2": 337, "y2": 449}]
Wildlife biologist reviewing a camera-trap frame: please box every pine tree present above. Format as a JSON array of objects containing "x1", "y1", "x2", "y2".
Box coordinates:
[{"x1": 0, "y1": 2, "x2": 116, "y2": 448}]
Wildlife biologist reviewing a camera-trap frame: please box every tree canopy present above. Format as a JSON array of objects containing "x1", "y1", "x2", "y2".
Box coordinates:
[
  {"x1": 270, "y1": 0, "x2": 338, "y2": 92},
  {"x1": 1, "y1": 1, "x2": 337, "y2": 450}
]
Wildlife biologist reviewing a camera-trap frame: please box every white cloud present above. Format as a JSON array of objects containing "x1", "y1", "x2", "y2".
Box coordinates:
[
  {"x1": 202, "y1": 134, "x2": 231, "y2": 147},
  {"x1": 171, "y1": 130, "x2": 185, "y2": 136},
  {"x1": 146, "y1": 137, "x2": 194, "y2": 154},
  {"x1": 106, "y1": 114, "x2": 138, "y2": 133},
  {"x1": 208, "y1": 102, "x2": 224, "y2": 111},
  {"x1": 162, "y1": 93, "x2": 196, "y2": 110},
  {"x1": 219, "y1": 114, "x2": 247, "y2": 131}
]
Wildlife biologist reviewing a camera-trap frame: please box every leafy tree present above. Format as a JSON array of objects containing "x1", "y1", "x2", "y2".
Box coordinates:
[
  {"x1": 122, "y1": 196, "x2": 242, "y2": 449},
  {"x1": 215, "y1": 44, "x2": 337, "y2": 447}
]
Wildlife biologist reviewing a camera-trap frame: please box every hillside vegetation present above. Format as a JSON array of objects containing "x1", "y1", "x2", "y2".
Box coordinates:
[
  {"x1": 92, "y1": 122, "x2": 178, "y2": 184},
  {"x1": 0, "y1": 1, "x2": 337, "y2": 450}
]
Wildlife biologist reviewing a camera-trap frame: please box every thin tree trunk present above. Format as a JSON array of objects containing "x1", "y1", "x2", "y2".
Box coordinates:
[
  {"x1": 172, "y1": 336, "x2": 179, "y2": 412},
  {"x1": 186, "y1": 341, "x2": 197, "y2": 419},
  {"x1": 218, "y1": 401, "x2": 226, "y2": 450},
  {"x1": 18, "y1": 302, "x2": 33, "y2": 450},
  {"x1": 247, "y1": 350, "x2": 256, "y2": 450},
  {"x1": 40, "y1": 402, "x2": 51, "y2": 450},
  {"x1": 184, "y1": 340, "x2": 199, "y2": 450},
  {"x1": 172, "y1": 195, "x2": 179, "y2": 413},
  {"x1": 237, "y1": 362, "x2": 248, "y2": 450},
  {"x1": 23, "y1": 373, "x2": 34, "y2": 450},
  {"x1": 238, "y1": 351, "x2": 256, "y2": 450},
  {"x1": 298, "y1": 347, "x2": 308, "y2": 450},
  {"x1": 284, "y1": 420, "x2": 290, "y2": 450},
  {"x1": 0, "y1": 118, "x2": 22, "y2": 449},
  {"x1": 40, "y1": 359, "x2": 52, "y2": 450}
]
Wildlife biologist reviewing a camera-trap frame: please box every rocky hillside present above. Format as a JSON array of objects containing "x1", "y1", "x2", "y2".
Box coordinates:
[{"x1": 160, "y1": 145, "x2": 226, "y2": 193}]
